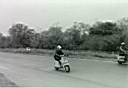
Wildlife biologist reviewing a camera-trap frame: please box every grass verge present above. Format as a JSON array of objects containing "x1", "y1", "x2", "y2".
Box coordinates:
[{"x1": 0, "y1": 48, "x2": 117, "y2": 60}]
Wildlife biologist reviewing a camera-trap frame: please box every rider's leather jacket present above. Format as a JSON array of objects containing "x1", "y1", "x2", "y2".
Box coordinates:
[
  {"x1": 119, "y1": 45, "x2": 126, "y2": 56},
  {"x1": 54, "y1": 49, "x2": 64, "y2": 60}
]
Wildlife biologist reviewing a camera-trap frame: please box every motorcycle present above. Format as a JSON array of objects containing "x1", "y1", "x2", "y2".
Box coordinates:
[
  {"x1": 117, "y1": 54, "x2": 128, "y2": 64},
  {"x1": 54, "y1": 55, "x2": 70, "y2": 73}
]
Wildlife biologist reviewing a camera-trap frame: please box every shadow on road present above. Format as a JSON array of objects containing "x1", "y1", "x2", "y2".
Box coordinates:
[
  {"x1": 0, "y1": 73, "x2": 17, "y2": 87},
  {"x1": 116, "y1": 63, "x2": 128, "y2": 67}
]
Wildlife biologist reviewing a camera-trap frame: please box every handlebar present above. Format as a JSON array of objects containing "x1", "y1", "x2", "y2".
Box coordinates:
[{"x1": 55, "y1": 54, "x2": 69, "y2": 57}]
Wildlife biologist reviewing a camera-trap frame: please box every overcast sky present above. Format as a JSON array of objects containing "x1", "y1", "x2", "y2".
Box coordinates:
[{"x1": 0, "y1": 0, "x2": 128, "y2": 35}]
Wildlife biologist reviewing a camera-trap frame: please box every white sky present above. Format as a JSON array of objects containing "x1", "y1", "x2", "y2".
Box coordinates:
[{"x1": 0, "y1": 0, "x2": 128, "y2": 35}]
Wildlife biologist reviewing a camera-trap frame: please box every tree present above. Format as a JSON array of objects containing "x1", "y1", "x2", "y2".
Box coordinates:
[
  {"x1": 0, "y1": 33, "x2": 11, "y2": 48},
  {"x1": 31, "y1": 33, "x2": 40, "y2": 48},
  {"x1": 117, "y1": 17, "x2": 128, "y2": 47},
  {"x1": 88, "y1": 21, "x2": 121, "y2": 51},
  {"x1": 39, "y1": 26, "x2": 64, "y2": 49},
  {"x1": 90, "y1": 21, "x2": 121, "y2": 35},
  {"x1": 63, "y1": 22, "x2": 90, "y2": 50},
  {"x1": 0, "y1": 19, "x2": 125, "y2": 51},
  {"x1": 9, "y1": 23, "x2": 36, "y2": 48}
]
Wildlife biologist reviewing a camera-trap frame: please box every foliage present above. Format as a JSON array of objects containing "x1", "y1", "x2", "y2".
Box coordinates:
[
  {"x1": 0, "y1": 18, "x2": 128, "y2": 52},
  {"x1": 9, "y1": 23, "x2": 36, "y2": 48}
]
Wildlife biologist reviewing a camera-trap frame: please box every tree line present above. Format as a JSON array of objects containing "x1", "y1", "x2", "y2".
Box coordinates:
[{"x1": 1, "y1": 18, "x2": 128, "y2": 51}]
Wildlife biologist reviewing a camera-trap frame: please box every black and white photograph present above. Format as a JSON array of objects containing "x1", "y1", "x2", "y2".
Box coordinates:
[{"x1": 0, "y1": 0, "x2": 127, "y2": 87}]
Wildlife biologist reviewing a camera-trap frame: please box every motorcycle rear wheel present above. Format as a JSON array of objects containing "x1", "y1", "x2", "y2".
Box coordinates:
[{"x1": 55, "y1": 67, "x2": 59, "y2": 71}]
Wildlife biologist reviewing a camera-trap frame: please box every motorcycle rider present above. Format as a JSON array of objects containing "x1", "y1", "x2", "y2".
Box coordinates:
[
  {"x1": 54, "y1": 45, "x2": 64, "y2": 66},
  {"x1": 119, "y1": 42, "x2": 127, "y2": 61}
]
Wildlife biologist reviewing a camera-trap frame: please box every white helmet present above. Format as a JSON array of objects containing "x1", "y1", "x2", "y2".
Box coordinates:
[
  {"x1": 121, "y1": 42, "x2": 125, "y2": 45},
  {"x1": 57, "y1": 45, "x2": 62, "y2": 49}
]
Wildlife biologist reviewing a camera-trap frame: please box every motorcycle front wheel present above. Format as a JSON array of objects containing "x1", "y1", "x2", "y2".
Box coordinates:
[
  {"x1": 118, "y1": 61, "x2": 123, "y2": 64},
  {"x1": 64, "y1": 65, "x2": 70, "y2": 73}
]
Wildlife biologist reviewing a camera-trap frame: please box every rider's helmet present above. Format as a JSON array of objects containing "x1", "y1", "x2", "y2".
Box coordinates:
[
  {"x1": 57, "y1": 45, "x2": 62, "y2": 49},
  {"x1": 121, "y1": 42, "x2": 125, "y2": 46}
]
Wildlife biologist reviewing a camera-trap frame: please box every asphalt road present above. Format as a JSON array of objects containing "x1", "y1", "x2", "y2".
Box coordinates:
[{"x1": 0, "y1": 52, "x2": 127, "y2": 88}]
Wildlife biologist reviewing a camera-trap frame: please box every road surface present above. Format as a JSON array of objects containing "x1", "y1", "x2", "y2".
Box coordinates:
[{"x1": 0, "y1": 52, "x2": 127, "y2": 88}]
